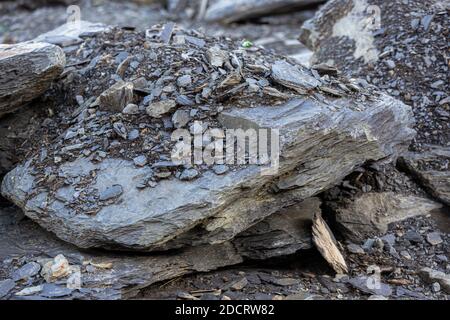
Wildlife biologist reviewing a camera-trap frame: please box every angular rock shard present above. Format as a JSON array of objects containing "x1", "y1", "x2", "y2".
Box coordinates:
[
  {"x1": 2, "y1": 92, "x2": 415, "y2": 251},
  {"x1": 0, "y1": 42, "x2": 65, "y2": 118},
  {"x1": 312, "y1": 212, "x2": 348, "y2": 274},
  {"x1": 299, "y1": 0, "x2": 449, "y2": 205},
  {"x1": 33, "y1": 21, "x2": 109, "y2": 47}
]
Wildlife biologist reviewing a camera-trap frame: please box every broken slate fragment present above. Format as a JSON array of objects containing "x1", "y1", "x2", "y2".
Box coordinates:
[
  {"x1": 160, "y1": 22, "x2": 175, "y2": 44},
  {"x1": 98, "y1": 81, "x2": 134, "y2": 113},
  {"x1": 146, "y1": 99, "x2": 177, "y2": 118},
  {"x1": 172, "y1": 110, "x2": 191, "y2": 128},
  {"x1": 127, "y1": 129, "x2": 140, "y2": 141},
  {"x1": 212, "y1": 164, "x2": 229, "y2": 175},
  {"x1": 11, "y1": 262, "x2": 41, "y2": 281},
  {"x1": 41, "y1": 254, "x2": 70, "y2": 282},
  {"x1": 0, "y1": 279, "x2": 15, "y2": 299},
  {"x1": 347, "y1": 276, "x2": 392, "y2": 297},
  {"x1": 176, "y1": 94, "x2": 194, "y2": 106},
  {"x1": 426, "y1": 232, "x2": 443, "y2": 246},
  {"x1": 113, "y1": 121, "x2": 128, "y2": 139},
  {"x1": 133, "y1": 155, "x2": 147, "y2": 167},
  {"x1": 177, "y1": 75, "x2": 192, "y2": 88},
  {"x1": 271, "y1": 60, "x2": 320, "y2": 93},
  {"x1": 206, "y1": 46, "x2": 229, "y2": 67},
  {"x1": 99, "y1": 185, "x2": 123, "y2": 201},
  {"x1": 347, "y1": 243, "x2": 364, "y2": 255},
  {"x1": 331, "y1": 193, "x2": 442, "y2": 242},
  {"x1": 15, "y1": 285, "x2": 43, "y2": 296},
  {"x1": 122, "y1": 103, "x2": 139, "y2": 115},
  {"x1": 230, "y1": 277, "x2": 248, "y2": 291},
  {"x1": 179, "y1": 168, "x2": 199, "y2": 181},
  {"x1": 312, "y1": 212, "x2": 348, "y2": 274}
]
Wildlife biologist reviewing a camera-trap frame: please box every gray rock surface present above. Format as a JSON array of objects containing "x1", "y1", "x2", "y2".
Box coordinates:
[
  {"x1": 205, "y1": 0, "x2": 323, "y2": 23},
  {"x1": 0, "y1": 42, "x2": 65, "y2": 117},
  {"x1": 0, "y1": 279, "x2": 15, "y2": 299}
]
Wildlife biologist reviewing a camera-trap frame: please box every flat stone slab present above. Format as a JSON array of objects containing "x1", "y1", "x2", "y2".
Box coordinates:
[{"x1": 0, "y1": 42, "x2": 65, "y2": 117}]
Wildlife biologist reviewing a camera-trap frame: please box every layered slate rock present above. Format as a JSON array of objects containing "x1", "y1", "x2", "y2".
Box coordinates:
[
  {"x1": 1, "y1": 24, "x2": 415, "y2": 251},
  {"x1": 0, "y1": 202, "x2": 315, "y2": 299},
  {"x1": 329, "y1": 192, "x2": 443, "y2": 242},
  {"x1": 1, "y1": 92, "x2": 415, "y2": 251},
  {"x1": 0, "y1": 42, "x2": 65, "y2": 117},
  {"x1": 299, "y1": 0, "x2": 449, "y2": 205},
  {"x1": 205, "y1": 0, "x2": 324, "y2": 23}
]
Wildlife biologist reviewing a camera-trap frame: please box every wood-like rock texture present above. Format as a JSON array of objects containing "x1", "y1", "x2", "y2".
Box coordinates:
[
  {"x1": 312, "y1": 212, "x2": 348, "y2": 274},
  {"x1": 0, "y1": 42, "x2": 65, "y2": 117}
]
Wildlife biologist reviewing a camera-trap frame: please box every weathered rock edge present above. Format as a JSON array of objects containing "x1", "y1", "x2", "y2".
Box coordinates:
[{"x1": 0, "y1": 42, "x2": 66, "y2": 117}]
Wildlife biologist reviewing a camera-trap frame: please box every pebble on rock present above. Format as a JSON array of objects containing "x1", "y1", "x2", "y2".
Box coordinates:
[
  {"x1": 179, "y1": 168, "x2": 199, "y2": 181},
  {"x1": 177, "y1": 75, "x2": 192, "y2": 88},
  {"x1": 41, "y1": 254, "x2": 71, "y2": 282},
  {"x1": 212, "y1": 164, "x2": 229, "y2": 175},
  {"x1": 12, "y1": 262, "x2": 41, "y2": 281},
  {"x1": 347, "y1": 243, "x2": 364, "y2": 254},
  {"x1": 122, "y1": 103, "x2": 139, "y2": 114},
  {"x1": 99, "y1": 185, "x2": 123, "y2": 201},
  {"x1": 98, "y1": 81, "x2": 134, "y2": 113},
  {"x1": 426, "y1": 232, "x2": 443, "y2": 246},
  {"x1": 133, "y1": 155, "x2": 147, "y2": 167}
]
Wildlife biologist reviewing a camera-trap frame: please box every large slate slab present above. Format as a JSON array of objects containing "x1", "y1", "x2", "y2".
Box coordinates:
[{"x1": 2, "y1": 92, "x2": 414, "y2": 251}]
